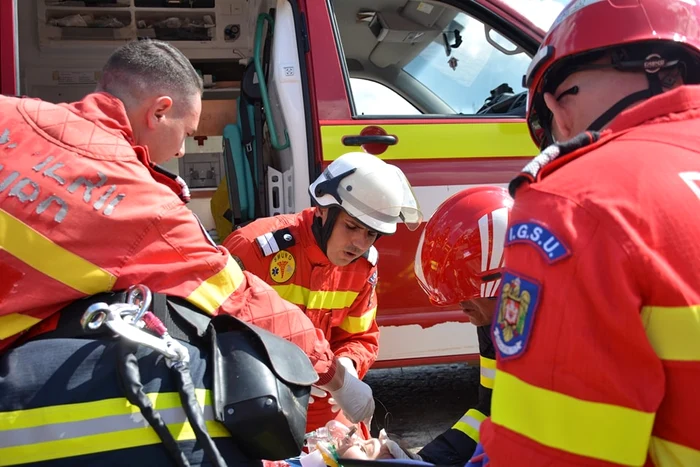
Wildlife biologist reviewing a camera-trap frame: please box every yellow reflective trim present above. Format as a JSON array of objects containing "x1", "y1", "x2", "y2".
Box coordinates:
[
  {"x1": 480, "y1": 373, "x2": 495, "y2": 389},
  {"x1": 649, "y1": 436, "x2": 700, "y2": 467},
  {"x1": 492, "y1": 370, "x2": 654, "y2": 466},
  {"x1": 320, "y1": 122, "x2": 537, "y2": 161},
  {"x1": 0, "y1": 313, "x2": 41, "y2": 340},
  {"x1": 0, "y1": 421, "x2": 229, "y2": 465},
  {"x1": 272, "y1": 284, "x2": 358, "y2": 310},
  {"x1": 480, "y1": 355, "x2": 496, "y2": 369},
  {"x1": 452, "y1": 409, "x2": 487, "y2": 442},
  {"x1": 0, "y1": 208, "x2": 116, "y2": 295},
  {"x1": 339, "y1": 307, "x2": 377, "y2": 334},
  {"x1": 641, "y1": 305, "x2": 700, "y2": 361},
  {"x1": 0, "y1": 389, "x2": 213, "y2": 430},
  {"x1": 186, "y1": 256, "x2": 245, "y2": 314}
]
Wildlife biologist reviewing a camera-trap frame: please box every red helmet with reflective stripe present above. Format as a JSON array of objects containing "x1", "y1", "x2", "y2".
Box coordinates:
[
  {"x1": 414, "y1": 186, "x2": 513, "y2": 306},
  {"x1": 525, "y1": 0, "x2": 700, "y2": 148}
]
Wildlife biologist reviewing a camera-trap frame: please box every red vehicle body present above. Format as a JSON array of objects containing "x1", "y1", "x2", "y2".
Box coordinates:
[{"x1": 0, "y1": 0, "x2": 561, "y2": 367}]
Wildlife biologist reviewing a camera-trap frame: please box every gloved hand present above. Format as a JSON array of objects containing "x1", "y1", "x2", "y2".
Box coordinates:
[
  {"x1": 329, "y1": 357, "x2": 358, "y2": 414},
  {"x1": 378, "y1": 429, "x2": 423, "y2": 461},
  {"x1": 319, "y1": 359, "x2": 374, "y2": 424},
  {"x1": 465, "y1": 443, "x2": 490, "y2": 467}
]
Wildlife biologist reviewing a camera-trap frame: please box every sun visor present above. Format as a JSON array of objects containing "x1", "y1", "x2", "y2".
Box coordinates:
[{"x1": 368, "y1": 10, "x2": 441, "y2": 68}]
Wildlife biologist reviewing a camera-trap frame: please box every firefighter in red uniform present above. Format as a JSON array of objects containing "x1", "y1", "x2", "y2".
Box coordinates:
[
  {"x1": 381, "y1": 186, "x2": 512, "y2": 466},
  {"x1": 0, "y1": 39, "x2": 374, "y2": 465},
  {"x1": 476, "y1": 0, "x2": 700, "y2": 465},
  {"x1": 222, "y1": 151, "x2": 423, "y2": 435}
]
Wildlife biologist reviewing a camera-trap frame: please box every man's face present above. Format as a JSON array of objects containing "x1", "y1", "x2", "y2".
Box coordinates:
[
  {"x1": 135, "y1": 95, "x2": 201, "y2": 164},
  {"x1": 459, "y1": 297, "x2": 498, "y2": 327},
  {"x1": 323, "y1": 209, "x2": 378, "y2": 266}
]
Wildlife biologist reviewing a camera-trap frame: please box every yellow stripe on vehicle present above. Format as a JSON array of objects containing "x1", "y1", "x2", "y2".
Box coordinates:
[
  {"x1": 492, "y1": 370, "x2": 654, "y2": 466},
  {"x1": 0, "y1": 313, "x2": 42, "y2": 340},
  {"x1": 186, "y1": 256, "x2": 245, "y2": 314},
  {"x1": 320, "y1": 122, "x2": 537, "y2": 161},
  {"x1": 0, "y1": 208, "x2": 116, "y2": 295},
  {"x1": 453, "y1": 408, "x2": 487, "y2": 443},
  {"x1": 649, "y1": 435, "x2": 700, "y2": 467},
  {"x1": 272, "y1": 284, "x2": 358, "y2": 310},
  {"x1": 339, "y1": 307, "x2": 377, "y2": 334},
  {"x1": 641, "y1": 305, "x2": 700, "y2": 361},
  {"x1": 480, "y1": 355, "x2": 496, "y2": 389}
]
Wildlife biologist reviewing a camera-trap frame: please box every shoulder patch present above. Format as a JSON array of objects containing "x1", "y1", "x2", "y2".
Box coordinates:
[
  {"x1": 362, "y1": 246, "x2": 378, "y2": 266},
  {"x1": 255, "y1": 227, "x2": 296, "y2": 257},
  {"x1": 505, "y1": 221, "x2": 570, "y2": 264},
  {"x1": 270, "y1": 250, "x2": 296, "y2": 283},
  {"x1": 492, "y1": 271, "x2": 542, "y2": 361}
]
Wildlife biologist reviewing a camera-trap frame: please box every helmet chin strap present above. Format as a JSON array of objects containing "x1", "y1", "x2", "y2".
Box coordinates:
[
  {"x1": 312, "y1": 206, "x2": 341, "y2": 257},
  {"x1": 586, "y1": 72, "x2": 664, "y2": 132}
]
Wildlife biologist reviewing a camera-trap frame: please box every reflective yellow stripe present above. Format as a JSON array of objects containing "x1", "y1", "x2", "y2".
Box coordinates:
[
  {"x1": 641, "y1": 305, "x2": 700, "y2": 361},
  {"x1": 453, "y1": 408, "x2": 487, "y2": 443},
  {"x1": 650, "y1": 436, "x2": 700, "y2": 467},
  {"x1": 0, "y1": 208, "x2": 116, "y2": 295},
  {"x1": 186, "y1": 256, "x2": 245, "y2": 314},
  {"x1": 339, "y1": 307, "x2": 377, "y2": 334},
  {"x1": 480, "y1": 355, "x2": 496, "y2": 389},
  {"x1": 272, "y1": 284, "x2": 358, "y2": 310},
  {"x1": 0, "y1": 390, "x2": 229, "y2": 465},
  {"x1": 0, "y1": 313, "x2": 41, "y2": 340},
  {"x1": 0, "y1": 389, "x2": 211, "y2": 430},
  {"x1": 0, "y1": 421, "x2": 228, "y2": 465},
  {"x1": 320, "y1": 122, "x2": 537, "y2": 161},
  {"x1": 492, "y1": 370, "x2": 654, "y2": 466}
]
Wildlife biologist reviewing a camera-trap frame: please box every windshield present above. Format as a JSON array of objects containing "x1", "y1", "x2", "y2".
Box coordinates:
[
  {"x1": 507, "y1": 0, "x2": 570, "y2": 32},
  {"x1": 403, "y1": 12, "x2": 532, "y2": 115}
]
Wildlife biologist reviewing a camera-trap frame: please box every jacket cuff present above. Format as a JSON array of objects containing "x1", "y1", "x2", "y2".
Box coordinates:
[{"x1": 315, "y1": 358, "x2": 337, "y2": 386}]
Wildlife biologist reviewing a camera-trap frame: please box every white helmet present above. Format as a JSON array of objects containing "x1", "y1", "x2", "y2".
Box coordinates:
[{"x1": 308, "y1": 152, "x2": 423, "y2": 235}]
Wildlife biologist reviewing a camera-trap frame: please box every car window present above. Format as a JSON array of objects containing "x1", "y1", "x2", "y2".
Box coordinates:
[
  {"x1": 350, "y1": 78, "x2": 422, "y2": 116},
  {"x1": 401, "y1": 12, "x2": 530, "y2": 115},
  {"x1": 330, "y1": 1, "x2": 534, "y2": 118}
]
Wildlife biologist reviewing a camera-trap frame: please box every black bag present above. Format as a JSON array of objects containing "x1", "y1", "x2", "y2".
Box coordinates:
[
  {"x1": 33, "y1": 292, "x2": 319, "y2": 461},
  {"x1": 209, "y1": 314, "x2": 318, "y2": 460}
]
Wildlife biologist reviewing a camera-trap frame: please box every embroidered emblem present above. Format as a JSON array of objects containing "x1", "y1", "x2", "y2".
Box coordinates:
[
  {"x1": 368, "y1": 270, "x2": 377, "y2": 286},
  {"x1": 270, "y1": 250, "x2": 296, "y2": 283},
  {"x1": 493, "y1": 271, "x2": 541, "y2": 360},
  {"x1": 506, "y1": 221, "x2": 570, "y2": 264}
]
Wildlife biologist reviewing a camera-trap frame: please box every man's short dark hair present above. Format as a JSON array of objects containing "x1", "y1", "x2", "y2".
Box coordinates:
[{"x1": 97, "y1": 39, "x2": 203, "y2": 110}]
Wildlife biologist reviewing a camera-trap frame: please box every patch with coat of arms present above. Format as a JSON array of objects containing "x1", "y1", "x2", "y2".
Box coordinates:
[{"x1": 492, "y1": 270, "x2": 542, "y2": 361}]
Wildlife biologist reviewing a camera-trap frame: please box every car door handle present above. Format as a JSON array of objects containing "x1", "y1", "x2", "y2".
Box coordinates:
[{"x1": 342, "y1": 135, "x2": 398, "y2": 146}]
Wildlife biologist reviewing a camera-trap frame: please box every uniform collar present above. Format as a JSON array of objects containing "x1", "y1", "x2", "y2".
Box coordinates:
[
  {"x1": 66, "y1": 92, "x2": 190, "y2": 203},
  {"x1": 607, "y1": 84, "x2": 700, "y2": 133}
]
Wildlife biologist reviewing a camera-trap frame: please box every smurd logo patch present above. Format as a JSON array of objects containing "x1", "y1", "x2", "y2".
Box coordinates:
[
  {"x1": 493, "y1": 271, "x2": 541, "y2": 360},
  {"x1": 506, "y1": 221, "x2": 570, "y2": 264},
  {"x1": 270, "y1": 250, "x2": 295, "y2": 283}
]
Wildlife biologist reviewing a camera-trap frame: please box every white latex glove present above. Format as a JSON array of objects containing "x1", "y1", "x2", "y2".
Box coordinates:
[
  {"x1": 337, "y1": 356, "x2": 359, "y2": 378},
  {"x1": 378, "y1": 429, "x2": 423, "y2": 460},
  {"x1": 330, "y1": 357, "x2": 359, "y2": 413},
  {"x1": 328, "y1": 368, "x2": 375, "y2": 424}
]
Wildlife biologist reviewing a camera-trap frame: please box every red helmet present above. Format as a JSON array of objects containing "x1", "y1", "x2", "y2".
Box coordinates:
[
  {"x1": 414, "y1": 186, "x2": 513, "y2": 306},
  {"x1": 525, "y1": 0, "x2": 700, "y2": 149}
]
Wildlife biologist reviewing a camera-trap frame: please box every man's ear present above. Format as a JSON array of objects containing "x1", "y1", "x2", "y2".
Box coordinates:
[
  {"x1": 543, "y1": 92, "x2": 573, "y2": 142},
  {"x1": 146, "y1": 96, "x2": 174, "y2": 129}
]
